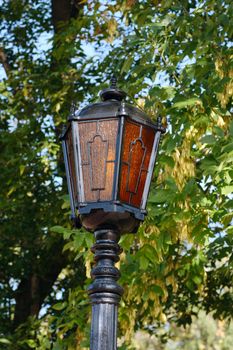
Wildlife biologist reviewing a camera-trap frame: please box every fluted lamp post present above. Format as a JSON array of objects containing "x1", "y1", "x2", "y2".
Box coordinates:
[{"x1": 61, "y1": 78, "x2": 165, "y2": 349}]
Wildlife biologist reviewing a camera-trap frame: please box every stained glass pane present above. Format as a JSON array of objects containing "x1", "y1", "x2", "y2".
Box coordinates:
[
  {"x1": 119, "y1": 119, "x2": 155, "y2": 208},
  {"x1": 78, "y1": 119, "x2": 119, "y2": 202}
]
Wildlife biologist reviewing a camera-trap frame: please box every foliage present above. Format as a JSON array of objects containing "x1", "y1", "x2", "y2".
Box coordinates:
[
  {"x1": 0, "y1": 0, "x2": 232, "y2": 349},
  {"x1": 132, "y1": 311, "x2": 233, "y2": 350}
]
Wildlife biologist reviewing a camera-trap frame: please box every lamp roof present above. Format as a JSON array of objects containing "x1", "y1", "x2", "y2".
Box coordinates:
[{"x1": 68, "y1": 78, "x2": 165, "y2": 132}]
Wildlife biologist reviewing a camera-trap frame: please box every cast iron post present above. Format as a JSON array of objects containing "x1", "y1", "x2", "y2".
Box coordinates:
[{"x1": 88, "y1": 229, "x2": 123, "y2": 350}]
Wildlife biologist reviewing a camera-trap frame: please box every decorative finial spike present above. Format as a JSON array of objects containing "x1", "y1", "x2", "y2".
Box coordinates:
[
  {"x1": 70, "y1": 102, "x2": 76, "y2": 116},
  {"x1": 157, "y1": 115, "x2": 162, "y2": 126},
  {"x1": 156, "y1": 115, "x2": 166, "y2": 134},
  {"x1": 110, "y1": 75, "x2": 117, "y2": 89}
]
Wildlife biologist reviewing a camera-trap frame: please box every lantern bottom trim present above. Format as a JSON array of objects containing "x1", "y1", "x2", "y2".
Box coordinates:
[
  {"x1": 78, "y1": 201, "x2": 146, "y2": 220},
  {"x1": 77, "y1": 201, "x2": 146, "y2": 233}
]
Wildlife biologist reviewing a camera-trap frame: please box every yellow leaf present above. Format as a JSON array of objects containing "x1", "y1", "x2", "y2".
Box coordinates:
[
  {"x1": 159, "y1": 312, "x2": 167, "y2": 323},
  {"x1": 55, "y1": 103, "x2": 61, "y2": 112},
  {"x1": 7, "y1": 187, "x2": 15, "y2": 197},
  {"x1": 107, "y1": 18, "x2": 118, "y2": 42},
  {"x1": 19, "y1": 165, "x2": 25, "y2": 176}
]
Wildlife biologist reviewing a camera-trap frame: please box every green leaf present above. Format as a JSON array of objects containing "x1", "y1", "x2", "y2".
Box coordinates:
[
  {"x1": 50, "y1": 225, "x2": 67, "y2": 234},
  {"x1": 63, "y1": 241, "x2": 75, "y2": 252},
  {"x1": 52, "y1": 302, "x2": 67, "y2": 311},
  {"x1": 221, "y1": 186, "x2": 233, "y2": 195},
  {"x1": 24, "y1": 339, "x2": 36, "y2": 348},
  {"x1": 213, "y1": 126, "x2": 224, "y2": 137},
  {"x1": 0, "y1": 338, "x2": 11, "y2": 344},
  {"x1": 19, "y1": 165, "x2": 25, "y2": 176},
  {"x1": 172, "y1": 98, "x2": 201, "y2": 109},
  {"x1": 139, "y1": 256, "x2": 149, "y2": 270},
  {"x1": 229, "y1": 121, "x2": 233, "y2": 137},
  {"x1": 85, "y1": 233, "x2": 93, "y2": 248},
  {"x1": 121, "y1": 56, "x2": 133, "y2": 73},
  {"x1": 50, "y1": 226, "x2": 73, "y2": 239},
  {"x1": 151, "y1": 285, "x2": 164, "y2": 296},
  {"x1": 63, "y1": 229, "x2": 72, "y2": 240},
  {"x1": 148, "y1": 189, "x2": 174, "y2": 203},
  {"x1": 192, "y1": 275, "x2": 202, "y2": 285},
  {"x1": 201, "y1": 135, "x2": 216, "y2": 144},
  {"x1": 159, "y1": 155, "x2": 175, "y2": 167},
  {"x1": 222, "y1": 142, "x2": 233, "y2": 153},
  {"x1": 226, "y1": 226, "x2": 233, "y2": 235},
  {"x1": 51, "y1": 342, "x2": 63, "y2": 350},
  {"x1": 143, "y1": 244, "x2": 158, "y2": 263},
  {"x1": 73, "y1": 233, "x2": 85, "y2": 250},
  {"x1": 149, "y1": 20, "x2": 169, "y2": 28}
]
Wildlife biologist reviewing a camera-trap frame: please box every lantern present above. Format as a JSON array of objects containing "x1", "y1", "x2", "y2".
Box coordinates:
[{"x1": 61, "y1": 79, "x2": 165, "y2": 234}]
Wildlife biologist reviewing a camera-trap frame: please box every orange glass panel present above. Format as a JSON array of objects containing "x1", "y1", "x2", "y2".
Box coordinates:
[
  {"x1": 119, "y1": 119, "x2": 155, "y2": 208},
  {"x1": 66, "y1": 127, "x2": 78, "y2": 203},
  {"x1": 78, "y1": 119, "x2": 118, "y2": 202}
]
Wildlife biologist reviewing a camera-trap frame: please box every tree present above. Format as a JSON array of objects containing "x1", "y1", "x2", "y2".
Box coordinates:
[
  {"x1": 0, "y1": 0, "x2": 88, "y2": 347},
  {"x1": 0, "y1": 0, "x2": 232, "y2": 349}
]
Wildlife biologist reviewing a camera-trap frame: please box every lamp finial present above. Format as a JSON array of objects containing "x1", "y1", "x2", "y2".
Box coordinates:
[
  {"x1": 110, "y1": 75, "x2": 117, "y2": 89},
  {"x1": 100, "y1": 76, "x2": 126, "y2": 101}
]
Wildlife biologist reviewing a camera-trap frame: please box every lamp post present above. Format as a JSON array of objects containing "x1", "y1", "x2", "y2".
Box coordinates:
[{"x1": 61, "y1": 78, "x2": 165, "y2": 349}]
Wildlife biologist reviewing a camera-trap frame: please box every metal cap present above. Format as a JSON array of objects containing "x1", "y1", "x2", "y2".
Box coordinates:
[{"x1": 99, "y1": 76, "x2": 126, "y2": 101}]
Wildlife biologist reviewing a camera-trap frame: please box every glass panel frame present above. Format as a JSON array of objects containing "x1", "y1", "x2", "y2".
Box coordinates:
[
  {"x1": 141, "y1": 130, "x2": 162, "y2": 210},
  {"x1": 62, "y1": 138, "x2": 76, "y2": 219},
  {"x1": 72, "y1": 121, "x2": 85, "y2": 204}
]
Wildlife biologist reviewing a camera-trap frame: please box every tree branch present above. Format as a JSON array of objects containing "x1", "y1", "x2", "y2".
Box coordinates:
[
  {"x1": 51, "y1": 0, "x2": 84, "y2": 33},
  {"x1": 13, "y1": 240, "x2": 69, "y2": 328},
  {"x1": 0, "y1": 47, "x2": 11, "y2": 76}
]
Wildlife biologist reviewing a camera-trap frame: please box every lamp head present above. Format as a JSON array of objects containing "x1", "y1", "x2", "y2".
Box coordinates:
[{"x1": 61, "y1": 77, "x2": 165, "y2": 233}]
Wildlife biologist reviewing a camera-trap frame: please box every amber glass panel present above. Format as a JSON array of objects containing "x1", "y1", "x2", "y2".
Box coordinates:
[
  {"x1": 119, "y1": 119, "x2": 155, "y2": 208},
  {"x1": 78, "y1": 119, "x2": 118, "y2": 202},
  {"x1": 66, "y1": 126, "x2": 78, "y2": 203}
]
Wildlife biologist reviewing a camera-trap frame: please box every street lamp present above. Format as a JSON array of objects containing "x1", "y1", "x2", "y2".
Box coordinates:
[{"x1": 61, "y1": 78, "x2": 165, "y2": 350}]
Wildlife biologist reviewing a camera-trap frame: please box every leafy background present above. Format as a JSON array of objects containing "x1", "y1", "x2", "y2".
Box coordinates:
[{"x1": 0, "y1": 0, "x2": 232, "y2": 349}]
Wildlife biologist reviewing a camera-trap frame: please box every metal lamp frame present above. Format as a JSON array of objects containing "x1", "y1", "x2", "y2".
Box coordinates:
[{"x1": 61, "y1": 99, "x2": 164, "y2": 223}]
